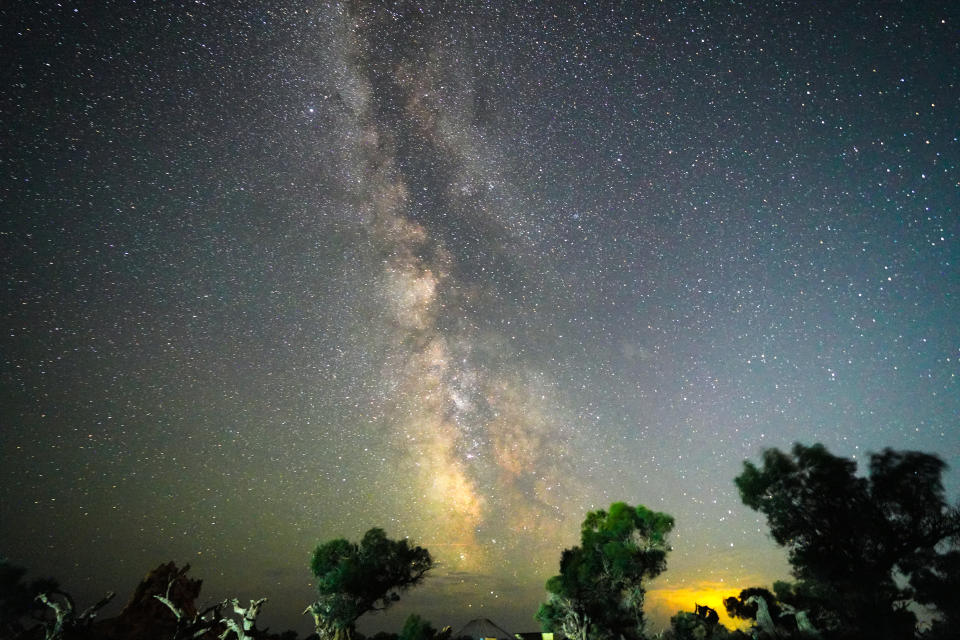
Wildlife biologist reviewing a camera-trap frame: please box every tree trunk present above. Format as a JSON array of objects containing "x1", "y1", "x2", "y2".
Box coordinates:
[{"x1": 334, "y1": 625, "x2": 355, "y2": 640}]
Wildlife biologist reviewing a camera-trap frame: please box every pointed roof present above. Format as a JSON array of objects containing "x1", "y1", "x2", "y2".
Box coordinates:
[{"x1": 455, "y1": 618, "x2": 515, "y2": 640}]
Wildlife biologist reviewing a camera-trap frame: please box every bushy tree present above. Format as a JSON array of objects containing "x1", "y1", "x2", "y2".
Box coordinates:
[
  {"x1": 722, "y1": 587, "x2": 782, "y2": 625},
  {"x1": 307, "y1": 528, "x2": 433, "y2": 640},
  {"x1": 536, "y1": 502, "x2": 674, "y2": 640},
  {"x1": 722, "y1": 586, "x2": 819, "y2": 639},
  {"x1": 735, "y1": 443, "x2": 960, "y2": 639},
  {"x1": 398, "y1": 614, "x2": 451, "y2": 640},
  {"x1": 667, "y1": 609, "x2": 748, "y2": 640},
  {"x1": 909, "y1": 549, "x2": 960, "y2": 639}
]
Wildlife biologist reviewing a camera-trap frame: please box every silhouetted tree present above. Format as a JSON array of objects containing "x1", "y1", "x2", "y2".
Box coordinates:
[
  {"x1": 0, "y1": 557, "x2": 59, "y2": 638},
  {"x1": 667, "y1": 607, "x2": 748, "y2": 640},
  {"x1": 770, "y1": 580, "x2": 838, "y2": 634},
  {"x1": 536, "y1": 502, "x2": 674, "y2": 640},
  {"x1": 306, "y1": 528, "x2": 433, "y2": 640},
  {"x1": 908, "y1": 548, "x2": 960, "y2": 639},
  {"x1": 398, "y1": 614, "x2": 451, "y2": 640},
  {"x1": 36, "y1": 589, "x2": 115, "y2": 640},
  {"x1": 722, "y1": 586, "x2": 820, "y2": 639},
  {"x1": 735, "y1": 443, "x2": 960, "y2": 639},
  {"x1": 694, "y1": 604, "x2": 719, "y2": 627},
  {"x1": 723, "y1": 587, "x2": 782, "y2": 624}
]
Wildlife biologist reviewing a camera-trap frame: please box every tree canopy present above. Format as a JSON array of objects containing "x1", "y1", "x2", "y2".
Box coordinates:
[
  {"x1": 735, "y1": 443, "x2": 960, "y2": 639},
  {"x1": 722, "y1": 587, "x2": 783, "y2": 624},
  {"x1": 307, "y1": 528, "x2": 433, "y2": 640},
  {"x1": 536, "y1": 502, "x2": 674, "y2": 640}
]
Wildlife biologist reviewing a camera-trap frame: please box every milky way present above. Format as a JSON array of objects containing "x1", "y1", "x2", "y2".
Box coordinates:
[
  {"x1": 324, "y1": 1, "x2": 591, "y2": 572},
  {"x1": 2, "y1": 0, "x2": 958, "y2": 636}
]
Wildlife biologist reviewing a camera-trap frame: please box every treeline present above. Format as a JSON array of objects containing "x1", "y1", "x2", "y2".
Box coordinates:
[
  {"x1": 533, "y1": 444, "x2": 959, "y2": 640},
  {"x1": 2, "y1": 443, "x2": 958, "y2": 640}
]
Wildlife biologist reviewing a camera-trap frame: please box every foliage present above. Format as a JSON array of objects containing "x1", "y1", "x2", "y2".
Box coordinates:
[
  {"x1": 734, "y1": 443, "x2": 960, "y2": 639},
  {"x1": 909, "y1": 548, "x2": 960, "y2": 638},
  {"x1": 666, "y1": 610, "x2": 747, "y2": 640},
  {"x1": 722, "y1": 587, "x2": 781, "y2": 623},
  {"x1": 398, "y1": 614, "x2": 452, "y2": 640},
  {"x1": 307, "y1": 528, "x2": 433, "y2": 640},
  {"x1": 667, "y1": 612, "x2": 708, "y2": 640},
  {"x1": 769, "y1": 580, "x2": 841, "y2": 633},
  {"x1": 399, "y1": 615, "x2": 435, "y2": 640},
  {"x1": 536, "y1": 502, "x2": 674, "y2": 640},
  {"x1": 722, "y1": 586, "x2": 826, "y2": 639}
]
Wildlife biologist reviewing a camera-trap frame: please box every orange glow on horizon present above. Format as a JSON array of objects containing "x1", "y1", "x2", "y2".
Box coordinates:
[{"x1": 646, "y1": 581, "x2": 750, "y2": 631}]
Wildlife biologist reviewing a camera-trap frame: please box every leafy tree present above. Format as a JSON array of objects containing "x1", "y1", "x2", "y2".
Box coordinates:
[
  {"x1": 722, "y1": 586, "x2": 820, "y2": 639},
  {"x1": 735, "y1": 443, "x2": 960, "y2": 639},
  {"x1": 536, "y1": 502, "x2": 674, "y2": 640},
  {"x1": 769, "y1": 580, "x2": 841, "y2": 634},
  {"x1": 722, "y1": 587, "x2": 782, "y2": 624},
  {"x1": 667, "y1": 609, "x2": 748, "y2": 640},
  {"x1": 908, "y1": 549, "x2": 960, "y2": 639},
  {"x1": 399, "y1": 615, "x2": 435, "y2": 640},
  {"x1": 307, "y1": 528, "x2": 433, "y2": 640},
  {"x1": 398, "y1": 614, "x2": 451, "y2": 640}
]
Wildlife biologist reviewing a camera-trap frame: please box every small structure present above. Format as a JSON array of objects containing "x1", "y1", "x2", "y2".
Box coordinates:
[{"x1": 456, "y1": 618, "x2": 515, "y2": 640}]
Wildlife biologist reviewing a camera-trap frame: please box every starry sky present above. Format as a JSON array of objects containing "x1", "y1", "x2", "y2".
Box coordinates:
[{"x1": 2, "y1": 0, "x2": 958, "y2": 636}]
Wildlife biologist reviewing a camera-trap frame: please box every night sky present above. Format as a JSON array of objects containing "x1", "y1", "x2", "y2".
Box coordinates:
[{"x1": 2, "y1": 0, "x2": 958, "y2": 636}]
